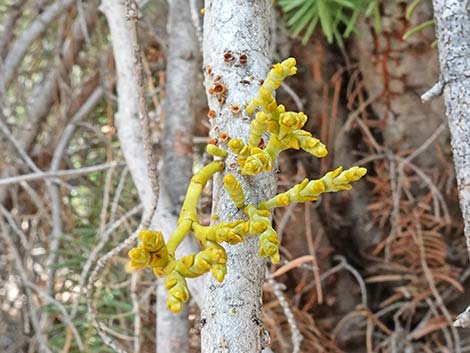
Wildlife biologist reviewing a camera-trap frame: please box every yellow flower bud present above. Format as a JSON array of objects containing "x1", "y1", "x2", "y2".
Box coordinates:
[
  {"x1": 250, "y1": 221, "x2": 267, "y2": 234},
  {"x1": 167, "y1": 296, "x2": 183, "y2": 313},
  {"x1": 242, "y1": 149, "x2": 272, "y2": 175},
  {"x1": 194, "y1": 255, "x2": 212, "y2": 272},
  {"x1": 206, "y1": 144, "x2": 228, "y2": 158},
  {"x1": 246, "y1": 103, "x2": 255, "y2": 115},
  {"x1": 128, "y1": 248, "x2": 150, "y2": 269},
  {"x1": 181, "y1": 254, "x2": 195, "y2": 267},
  {"x1": 153, "y1": 267, "x2": 165, "y2": 277},
  {"x1": 170, "y1": 284, "x2": 190, "y2": 302},
  {"x1": 259, "y1": 87, "x2": 272, "y2": 102},
  {"x1": 282, "y1": 57, "x2": 296, "y2": 68},
  {"x1": 228, "y1": 138, "x2": 245, "y2": 154},
  {"x1": 259, "y1": 229, "x2": 281, "y2": 264},
  {"x1": 148, "y1": 248, "x2": 169, "y2": 268},
  {"x1": 295, "y1": 133, "x2": 328, "y2": 158},
  {"x1": 212, "y1": 263, "x2": 227, "y2": 282},
  {"x1": 138, "y1": 230, "x2": 165, "y2": 252},
  {"x1": 224, "y1": 174, "x2": 245, "y2": 208},
  {"x1": 248, "y1": 112, "x2": 268, "y2": 147},
  {"x1": 306, "y1": 180, "x2": 326, "y2": 195},
  {"x1": 279, "y1": 112, "x2": 307, "y2": 130}
]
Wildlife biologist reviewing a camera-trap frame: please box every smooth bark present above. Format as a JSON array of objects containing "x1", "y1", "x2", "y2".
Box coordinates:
[
  {"x1": 156, "y1": 0, "x2": 199, "y2": 351},
  {"x1": 201, "y1": 2, "x2": 276, "y2": 352},
  {"x1": 101, "y1": 3, "x2": 202, "y2": 352}
]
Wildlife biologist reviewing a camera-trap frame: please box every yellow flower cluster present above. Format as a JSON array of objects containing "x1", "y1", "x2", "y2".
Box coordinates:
[
  {"x1": 128, "y1": 230, "x2": 168, "y2": 274},
  {"x1": 259, "y1": 166, "x2": 367, "y2": 210},
  {"x1": 164, "y1": 241, "x2": 227, "y2": 312},
  {"x1": 127, "y1": 57, "x2": 367, "y2": 314},
  {"x1": 229, "y1": 57, "x2": 328, "y2": 176}
]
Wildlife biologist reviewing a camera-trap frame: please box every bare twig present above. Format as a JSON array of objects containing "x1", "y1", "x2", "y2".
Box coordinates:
[
  {"x1": 125, "y1": 0, "x2": 159, "y2": 201},
  {"x1": 44, "y1": 86, "x2": 104, "y2": 306},
  {"x1": 281, "y1": 82, "x2": 304, "y2": 112},
  {"x1": 74, "y1": 204, "x2": 142, "y2": 318},
  {"x1": 333, "y1": 255, "x2": 368, "y2": 306},
  {"x1": 421, "y1": 79, "x2": 444, "y2": 102},
  {"x1": 267, "y1": 276, "x2": 303, "y2": 353},
  {"x1": 109, "y1": 167, "x2": 130, "y2": 224},
  {"x1": 0, "y1": 0, "x2": 76, "y2": 93},
  {"x1": 414, "y1": 211, "x2": 460, "y2": 352},
  {"x1": 0, "y1": 219, "x2": 54, "y2": 353},
  {"x1": 0, "y1": 116, "x2": 45, "y2": 175},
  {"x1": 304, "y1": 203, "x2": 323, "y2": 304},
  {"x1": 189, "y1": 0, "x2": 203, "y2": 48},
  {"x1": 131, "y1": 272, "x2": 142, "y2": 353},
  {"x1": 0, "y1": 161, "x2": 122, "y2": 186},
  {"x1": 86, "y1": 199, "x2": 156, "y2": 353}
]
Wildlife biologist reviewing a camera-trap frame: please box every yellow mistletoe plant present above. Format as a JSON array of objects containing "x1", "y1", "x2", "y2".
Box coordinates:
[{"x1": 128, "y1": 58, "x2": 367, "y2": 313}]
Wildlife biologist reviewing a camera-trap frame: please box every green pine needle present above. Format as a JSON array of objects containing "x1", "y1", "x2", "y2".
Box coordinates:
[{"x1": 279, "y1": 0, "x2": 380, "y2": 46}]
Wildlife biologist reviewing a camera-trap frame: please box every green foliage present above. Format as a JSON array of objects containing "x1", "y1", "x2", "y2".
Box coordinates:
[
  {"x1": 278, "y1": 0, "x2": 381, "y2": 45},
  {"x1": 402, "y1": 0, "x2": 436, "y2": 46}
]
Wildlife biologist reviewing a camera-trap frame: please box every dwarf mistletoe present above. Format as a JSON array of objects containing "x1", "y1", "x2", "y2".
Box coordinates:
[{"x1": 128, "y1": 58, "x2": 367, "y2": 313}]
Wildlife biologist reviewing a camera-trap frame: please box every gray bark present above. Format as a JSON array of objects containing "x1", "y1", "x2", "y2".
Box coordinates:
[
  {"x1": 201, "y1": 2, "x2": 276, "y2": 352},
  {"x1": 429, "y1": 0, "x2": 470, "y2": 326},
  {"x1": 156, "y1": 0, "x2": 199, "y2": 351},
  {"x1": 0, "y1": 0, "x2": 75, "y2": 93},
  {"x1": 0, "y1": 0, "x2": 28, "y2": 59},
  {"x1": 101, "y1": 0, "x2": 155, "y2": 211},
  {"x1": 162, "y1": 0, "x2": 197, "y2": 209},
  {"x1": 101, "y1": 3, "x2": 203, "y2": 352}
]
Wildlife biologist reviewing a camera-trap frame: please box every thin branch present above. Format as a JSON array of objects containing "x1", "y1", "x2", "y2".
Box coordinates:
[
  {"x1": 333, "y1": 255, "x2": 368, "y2": 306},
  {"x1": 73, "y1": 204, "x2": 142, "y2": 318},
  {"x1": 267, "y1": 276, "x2": 303, "y2": 353},
  {"x1": 109, "y1": 167, "x2": 130, "y2": 225},
  {"x1": 189, "y1": 0, "x2": 203, "y2": 48},
  {"x1": 0, "y1": 0, "x2": 75, "y2": 93},
  {"x1": 125, "y1": 0, "x2": 159, "y2": 200},
  {"x1": 86, "y1": 198, "x2": 157, "y2": 353},
  {"x1": 50, "y1": 87, "x2": 104, "y2": 171},
  {"x1": 421, "y1": 79, "x2": 445, "y2": 103},
  {"x1": 0, "y1": 219, "x2": 53, "y2": 353},
  {"x1": 280, "y1": 82, "x2": 304, "y2": 112},
  {"x1": 0, "y1": 0, "x2": 28, "y2": 59},
  {"x1": 43, "y1": 87, "x2": 104, "y2": 302},
  {"x1": 0, "y1": 161, "x2": 122, "y2": 186},
  {"x1": 0, "y1": 114, "x2": 49, "y2": 175},
  {"x1": 131, "y1": 272, "x2": 142, "y2": 353}
]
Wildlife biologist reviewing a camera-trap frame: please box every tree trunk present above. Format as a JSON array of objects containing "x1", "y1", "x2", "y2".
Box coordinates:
[
  {"x1": 101, "y1": 1, "x2": 203, "y2": 351},
  {"x1": 430, "y1": 0, "x2": 470, "y2": 327},
  {"x1": 155, "y1": 0, "x2": 199, "y2": 351},
  {"x1": 201, "y1": 2, "x2": 276, "y2": 352}
]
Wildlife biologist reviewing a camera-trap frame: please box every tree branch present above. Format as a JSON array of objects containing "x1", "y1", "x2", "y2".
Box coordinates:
[
  {"x1": 0, "y1": 0, "x2": 75, "y2": 93},
  {"x1": 0, "y1": 162, "x2": 121, "y2": 186},
  {"x1": 155, "y1": 0, "x2": 199, "y2": 351},
  {"x1": 201, "y1": 2, "x2": 277, "y2": 352},
  {"x1": 429, "y1": 0, "x2": 470, "y2": 329}
]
